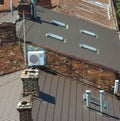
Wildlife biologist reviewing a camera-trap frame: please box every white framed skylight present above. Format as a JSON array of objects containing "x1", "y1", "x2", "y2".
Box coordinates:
[
  {"x1": 80, "y1": 43, "x2": 99, "y2": 54},
  {"x1": 82, "y1": 0, "x2": 107, "y2": 9},
  {"x1": 80, "y1": 30, "x2": 98, "y2": 38},
  {"x1": 46, "y1": 32, "x2": 66, "y2": 43},
  {"x1": 50, "y1": 20, "x2": 69, "y2": 29}
]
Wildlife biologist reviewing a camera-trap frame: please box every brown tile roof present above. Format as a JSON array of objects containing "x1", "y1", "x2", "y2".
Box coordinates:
[
  {"x1": 0, "y1": 0, "x2": 18, "y2": 11},
  {"x1": 54, "y1": 0, "x2": 118, "y2": 30}
]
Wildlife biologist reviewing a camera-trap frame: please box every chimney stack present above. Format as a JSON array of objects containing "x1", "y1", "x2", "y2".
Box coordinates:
[
  {"x1": 21, "y1": 68, "x2": 40, "y2": 97},
  {"x1": 17, "y1": 95, "x2": 33, "y2": 121}
]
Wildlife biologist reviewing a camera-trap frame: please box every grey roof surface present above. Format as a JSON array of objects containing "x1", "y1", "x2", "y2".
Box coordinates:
[
  {"x1": 0, "y1": 70, "x2": 120, "y2": 121},
  {"x1": 18, "y1": 6, "x2": 120, "y2": 73},
  {"x1": 32, "y1": 69, "x2": 120, "y2": 121},
  {"x1": 0, "y1": 71, "x2": 22, "y2": 121}
]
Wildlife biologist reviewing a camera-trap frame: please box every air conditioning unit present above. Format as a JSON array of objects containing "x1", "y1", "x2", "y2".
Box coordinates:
[{"x1": 28, "y1": 51, "x2": 46, "y2": 66}]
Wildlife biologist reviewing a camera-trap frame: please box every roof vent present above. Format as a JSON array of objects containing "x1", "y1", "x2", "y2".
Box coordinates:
[
  {"x1": 80, "y1": 29, "x2": 97, "y2": 38},
  {"x1": 114, "y1": 80, "x2": 119, "y2": 94},
  {"x1": 46, "y1": 33, "x2": 66, "y2": 43},
  {"x1": 83, "y1": 90, "x2": 110, "y2": 113},
  {"x1": 50, "y1": 20, "x2": 69, "y2": 29}
]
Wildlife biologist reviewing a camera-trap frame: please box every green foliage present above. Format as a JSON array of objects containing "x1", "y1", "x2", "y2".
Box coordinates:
[{"x1": 116, "y1": 0, "x2": 120, "y2": 18}]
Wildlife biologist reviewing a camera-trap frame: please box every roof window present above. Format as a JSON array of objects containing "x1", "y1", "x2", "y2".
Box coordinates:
[
  {"x1": 50, "y1": 20, "x2": 69, "y2": 29},
  {"x1": 80, "y1": 30, "x2": 98, "y2": 38},
  {"x1": 46, "y1": 33, "x2": 66, "y2": 43},
  {"x1": 80, "y1": 43, "x2": 99, "y2": 54}
]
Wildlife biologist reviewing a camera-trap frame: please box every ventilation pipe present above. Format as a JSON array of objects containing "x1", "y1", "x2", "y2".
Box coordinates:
[
  {"x1": 31, "y1": 0, "x2": 37, "y2": 19},
  {"x1": 99, "y1": 90, "x2": 104, "y2": 113},
  {"x1": 114, "y1": 80, "x2": 119, "y2": 94},
  {"x1": 86, "y1": 90, "x2": 91, "y2": 108},
  {"x1": 10, "y1": 0, "x2": 14, "y2": 16}
]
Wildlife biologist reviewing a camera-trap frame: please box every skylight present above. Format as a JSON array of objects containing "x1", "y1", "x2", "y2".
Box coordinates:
[
  {"x1": 80, "y1": 43, "x2": 99, "y2": 54},
  {"x1": 82, "y1": 0, "x2": 107, "y2": 9},
  {"x1": 80, "y1": 30, "x2": 98, "y2": 38},
  {"x1": 46, "y1": 33, "x2": 66, "y2": 43},
  {"x1": 50, "y1": 20, "x2": 69, "y2": 29}
]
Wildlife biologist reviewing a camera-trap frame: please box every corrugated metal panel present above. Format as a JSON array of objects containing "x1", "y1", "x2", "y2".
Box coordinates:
[{"x1": 32, "y1": 70, "x2": 120, "y2": 121}]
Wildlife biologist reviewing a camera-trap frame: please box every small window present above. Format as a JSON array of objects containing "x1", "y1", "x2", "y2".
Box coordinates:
[
  {"x1": 46, "y1": 33, "x2": 66, "y2": 43},
  {"x1": 80, "y1": 30, "x2": 98, "y2": 38},
  {"x1": 80, "y1": 43, "x2": 99, "y2": 54},
  {"x1": 50, "y1": 20, "x2": 69, "y2": 29}
]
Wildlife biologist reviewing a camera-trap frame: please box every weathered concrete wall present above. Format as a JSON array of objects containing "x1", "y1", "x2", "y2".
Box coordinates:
[{"x1": 46, "y1": 51, "x2": 119, "y2": 94}]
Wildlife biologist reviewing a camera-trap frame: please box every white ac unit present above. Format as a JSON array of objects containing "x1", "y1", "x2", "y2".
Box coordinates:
[{"x1": 28, "y1": 51, "x2": 46, "y2": 66}]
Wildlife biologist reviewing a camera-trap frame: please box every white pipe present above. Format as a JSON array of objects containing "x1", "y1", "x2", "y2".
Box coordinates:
[
  {"x1": 31, "y1": 0, "x2": 37, "y2": 19},
  {"x1": 86, "y1": 90, "x2": 91, "y2": 108},
  {"x1": 10, "y1": 0, "x2": 14, "y2": 16},
  {"x1": 99, "y1": 90, "x2": 104, "y2": 113},
  {"x1": 114, "y1": 80, "x2": 119, "y2": 94}
]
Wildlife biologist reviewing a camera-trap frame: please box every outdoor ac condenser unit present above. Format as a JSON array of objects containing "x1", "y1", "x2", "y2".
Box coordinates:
[{"x1": 28, "y1": 51, "x2": 46, "y2": 66}]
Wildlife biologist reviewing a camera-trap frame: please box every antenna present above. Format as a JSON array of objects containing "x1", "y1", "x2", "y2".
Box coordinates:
[
  {"x1": 10, "y1": 0, "x2": 14, "y2": 16},
  {"x1": 23, "y1": 11, "x2": 26, "y2": 67}
]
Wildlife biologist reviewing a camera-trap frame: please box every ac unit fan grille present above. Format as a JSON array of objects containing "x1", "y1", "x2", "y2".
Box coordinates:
[{"x1": 30, "y1": 55, "x2": 39, "y2": 64}]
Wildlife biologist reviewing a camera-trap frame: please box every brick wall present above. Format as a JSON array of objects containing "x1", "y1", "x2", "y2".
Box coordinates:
[{"x1": 0, "y1": 23, "x2": 16, "y2": 42}]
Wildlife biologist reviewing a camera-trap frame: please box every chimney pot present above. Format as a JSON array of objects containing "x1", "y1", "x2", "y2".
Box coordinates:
[{"x1": 17, "y1": 95, "x2": 33, "y2": 121}]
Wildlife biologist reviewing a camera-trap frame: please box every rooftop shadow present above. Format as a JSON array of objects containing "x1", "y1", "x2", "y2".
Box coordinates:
[
  {"x1": 89, "y1": 107, "x2": 120, "y2": 120},
  {"x1": 38, "y1": 66, "x2": 57, "y2": 75},
  {"x1": 39, "y1": 91, "x2": 56, "y2": 104}
]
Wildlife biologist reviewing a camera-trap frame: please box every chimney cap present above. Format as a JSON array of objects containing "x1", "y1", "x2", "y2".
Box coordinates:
[
  {"x1": 86, "y1": 90, "x2": 91, "y2": 93},
  {"x1": 115, "y1": 80, "x2": 119, "y2": 83},
  {"x1": 99, "y1": 90, "x2": 104, "y2": 93},
  {"x1": 17, "y1": 95, "x2": 32, "y2": 110}
]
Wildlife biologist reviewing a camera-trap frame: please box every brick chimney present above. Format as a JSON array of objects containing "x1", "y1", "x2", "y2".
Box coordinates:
[
  {"x1": 17, "y1": 95, "x2": 33, "y2": 121},
  {"x1": 21, "y1": 68, "x2": 40, "y2": 97}
]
